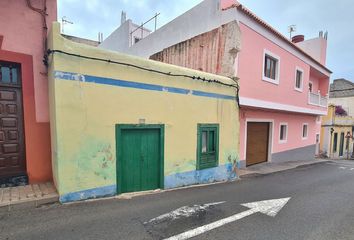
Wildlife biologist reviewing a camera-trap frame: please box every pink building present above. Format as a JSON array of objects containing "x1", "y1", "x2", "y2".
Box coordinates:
[
  {"x1": 0, "y1": 0, "x2": 57, "y2": 185},
  {"x1": 101, "y1": 0, "x2": 331, "y2": 167}
]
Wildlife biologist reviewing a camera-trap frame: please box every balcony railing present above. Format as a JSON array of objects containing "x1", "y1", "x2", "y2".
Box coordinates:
[{"x1": 308, "y1": 91, "x2": 328, "y2": 107}]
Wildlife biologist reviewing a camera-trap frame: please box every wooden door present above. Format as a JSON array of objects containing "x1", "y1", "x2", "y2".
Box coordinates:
[
  {"x1": 246, "y1": 122, "x2": 269, "y2": 166},
  {"x1": 117, "y1": 126, "x2": 163, "y2": 193},
  {"x1": 0, "y1": 62, "x2": 26, "y2": 178}
]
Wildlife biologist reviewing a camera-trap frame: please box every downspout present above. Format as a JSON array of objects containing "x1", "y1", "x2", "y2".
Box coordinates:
[{"x1": 26, "y1": 0, "x2": 48, "y2": 67}]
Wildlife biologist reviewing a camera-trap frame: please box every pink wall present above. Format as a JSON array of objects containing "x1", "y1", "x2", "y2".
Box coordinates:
[
  {"x1": 221, "y1": 0, "x2": 237, "y2": 9},
  {"x1": 0, "y1": 0, "x2": 57, "y2": 183},
  {"x1": 0, "y1": 0, "x2": 57, "y2": 123},
  {"x1": 238, "y1": 23, "x2": 328, "y2": 111},
  {"x1": 239, "y1": 108, "x2": 320, "y2": 160}
]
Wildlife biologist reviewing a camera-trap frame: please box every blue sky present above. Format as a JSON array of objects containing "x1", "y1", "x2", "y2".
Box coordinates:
[{"x1": 58, "y1": 0, "x2": 354, "y2": 81}]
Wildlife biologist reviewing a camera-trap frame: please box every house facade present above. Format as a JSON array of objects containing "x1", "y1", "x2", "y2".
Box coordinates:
[
  {"x1": 320, "y1": 79, "x2": 354, "y2": 158},
  {"x1": 48, "y1": 23, "x2": 239, "y2": 202},
  {"x1": 100, "y1": 0, "x2": 331, "y2": 167},
  {"x1": 0, "y1": 0, "x2": 57, "y2": 186},
  {"x1": 320, "y1": 104, "x2": 354, "y2": 159}
]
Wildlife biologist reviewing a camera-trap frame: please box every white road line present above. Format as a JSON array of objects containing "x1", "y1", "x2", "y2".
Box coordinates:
[
  {"x1": 164, "y1": 198, "x2": 290, "y2": 240},
  {"x1": 145, "y1": 201, "x2": 225, "y2": 224}
]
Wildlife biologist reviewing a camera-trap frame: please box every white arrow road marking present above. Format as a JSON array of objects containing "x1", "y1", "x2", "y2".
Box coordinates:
[
  {"x1": 145, "y1": 201, "x2": 225, "y2": 224},
  {"x1": 164, "y1": 197, "x2": 291, "y2": 240}
]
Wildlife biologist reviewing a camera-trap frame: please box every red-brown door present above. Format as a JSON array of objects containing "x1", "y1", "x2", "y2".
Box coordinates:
[
  {"x1": 246, "y1": 122, "x2": 269, "y2": 166},
  {"x1": 0, "y1": 62, "x2": 26, "y2": 178}
]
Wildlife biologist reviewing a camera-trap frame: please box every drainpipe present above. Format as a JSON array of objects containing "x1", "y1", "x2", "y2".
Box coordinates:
[{"x1": 26, "y1": 0, "x2": 48, "y2": 66}]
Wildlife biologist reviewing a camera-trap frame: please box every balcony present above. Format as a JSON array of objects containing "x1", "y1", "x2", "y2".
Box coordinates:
[{"x1": 308, "y1": 91, "x2": 328, "y2": 107}]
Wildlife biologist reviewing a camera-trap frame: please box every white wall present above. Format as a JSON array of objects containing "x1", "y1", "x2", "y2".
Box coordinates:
[
  {"x1": 100, "y1": 0, "x2": 236, "y2": 57},
  {"x1": 99, "y1": 20, "x2": 131, "y2": 52}
]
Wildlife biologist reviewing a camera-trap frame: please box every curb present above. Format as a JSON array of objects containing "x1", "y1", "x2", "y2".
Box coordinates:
[
  {"x1": 239, "y1": 160, "x2": 330, "y2": 179},
  {"x1": 0, "y1": 195, "x2": 59, "y2": 213}
]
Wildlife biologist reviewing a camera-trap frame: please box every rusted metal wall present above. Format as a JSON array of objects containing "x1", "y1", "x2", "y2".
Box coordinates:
[{"x1": 150, "y1": 21, "x2": 240, "y2": 77}]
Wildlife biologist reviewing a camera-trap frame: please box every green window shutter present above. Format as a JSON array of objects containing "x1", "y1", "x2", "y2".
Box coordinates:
[{"x1": 197, "y1": 124, "x2": 219, "y2": 170}]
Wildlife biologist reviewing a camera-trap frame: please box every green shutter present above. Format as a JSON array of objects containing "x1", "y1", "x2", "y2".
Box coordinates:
[{"x1": 197, "y1": 124, "x2": 219, "y2": 170}]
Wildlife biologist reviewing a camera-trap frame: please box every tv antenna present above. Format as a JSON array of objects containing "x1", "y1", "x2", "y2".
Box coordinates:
[
  {"x1": 62, "y1": 16, "x2": 73, "y2": 33},
  {"x1": 288, "y1": 25, "x2": 296, "y2": 39}
]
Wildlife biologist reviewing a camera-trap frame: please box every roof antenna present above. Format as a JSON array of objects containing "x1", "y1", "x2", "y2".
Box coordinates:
[
  {"x1": 288, "y1": 25, "x2": 296, "y2": 39},
  {"x1": 61, "y1": 16, "x2": 73, "y2": 33}
]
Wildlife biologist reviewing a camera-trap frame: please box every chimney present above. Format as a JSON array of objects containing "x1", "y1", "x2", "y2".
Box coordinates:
[
  {"x1": 121, "y1": 11, "x2": 127, "y2": 26},
  {"x1": 292, "y1": 35, "x2": 304, "y2": 43}
]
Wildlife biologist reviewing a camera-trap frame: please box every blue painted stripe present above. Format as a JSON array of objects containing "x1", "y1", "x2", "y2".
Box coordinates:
[
  {"x1": 164, "y1": 163, "x2": 237, "y2": 189},
  {"x1": 59, "y1": 185, "x2": 117, "y2": 203},
  {"x1": 54, "y1": 71, "x2": 236, "y2": 100}
]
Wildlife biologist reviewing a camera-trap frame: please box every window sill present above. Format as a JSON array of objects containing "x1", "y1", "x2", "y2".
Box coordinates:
[
  {"x1": 279, "y1": 140, "x2": 287, "y2": 144},
  {"x1": 294, "y1": 87, "x2": 303, "y2": 92},
  {"x1": 302, "y1": 137, "x2": 308, "y2": 140},
  {"x1": 262, "y1": 76, "x2": 279, "y2": 85}
]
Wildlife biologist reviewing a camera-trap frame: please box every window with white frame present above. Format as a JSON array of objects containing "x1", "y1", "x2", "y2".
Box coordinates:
[
  {"x1": 302, "y1": 123, "x2": 308, "y2": 139},
  {"x1": 279, "y1": 123, "x2": 288, "y2": 143},
  {"x1": 263, "y1": 50, "x2": 280, "y2": 84},
  {"x1": 295, "y1": 67, "x2": 303, "y2": 91}
]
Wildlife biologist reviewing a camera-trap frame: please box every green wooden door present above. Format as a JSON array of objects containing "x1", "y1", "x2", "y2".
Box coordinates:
[{"x1": 117, "y1": 125, "x2": 163, "y2": 193}]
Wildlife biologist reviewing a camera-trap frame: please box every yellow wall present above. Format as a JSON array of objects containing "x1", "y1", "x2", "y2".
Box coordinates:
[
  {"x1": 320, "y1": 105, "x2": 354, "y2": 158},
  {"x1": 48, "y1": 23, "x2": 240, "y2": 199}
]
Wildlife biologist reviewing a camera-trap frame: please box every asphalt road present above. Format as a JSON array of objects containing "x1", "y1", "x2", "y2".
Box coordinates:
[{"x1": 1, "y1": 161, "x2": 354, "y2": 240}]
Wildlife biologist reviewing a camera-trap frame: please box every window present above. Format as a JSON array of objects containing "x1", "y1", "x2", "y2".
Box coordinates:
[
  {"x1": 279, "y1": 123, "x2": 288, "y2": 143},
  {"x1": 333, "y1": 132, "x2": 338, "y2": 152},
  {"x1": 197, "y1": 124, "x2": 219, "y2": 170},
  {"x1": 134, "y1": 37, "x2": 141, "y2": 44},
  {"x1": 0, "y1": 61, "x2": 20, "y2": 85},
  {"x1": 302, "y1": 124, "x2": 308, "y2": 139},
  {"x1": 295, "y1": 68, "x2": 303, "y2": 91},
  {"x1": 263, "y1": 50, "x2": 280, "y2": 84}
]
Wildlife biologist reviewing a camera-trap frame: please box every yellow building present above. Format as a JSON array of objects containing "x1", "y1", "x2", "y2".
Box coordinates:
[
  {"x1": 320, "y1": 105, "x2": 354, "y2": 159},
  {"x1": 47, "y1": 23, "x2": 240, "y2": 202}
]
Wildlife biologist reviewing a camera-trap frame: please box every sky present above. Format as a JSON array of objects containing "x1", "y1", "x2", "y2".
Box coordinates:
[{"x1": 58, "y1": 0, "x2": 354, "y2": 81}]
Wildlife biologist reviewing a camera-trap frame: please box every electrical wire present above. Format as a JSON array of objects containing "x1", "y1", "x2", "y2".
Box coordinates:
[{"x1": 46, "y1": 49, "x2": 240, "y2": 106}]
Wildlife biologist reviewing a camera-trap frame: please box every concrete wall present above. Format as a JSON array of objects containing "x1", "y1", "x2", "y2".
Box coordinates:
[
  {"x1": 100, "y1": 0, "x2": 230, "y2": 58},
  {"x1": 0, "y1": 0, "x2": 57, "y2": 183},
  {"x1": 98, "y1": 20, "x2": 130, "y2": 52},
  {"x1": 99, "y1": 20, "x2": 151, "y2": 52},
  {"x1": 48, "y1": 23, "x2": 239, "y2": 202},
  {"x1": 296, "y1": 37, "x2": 327, "y2": 66}
]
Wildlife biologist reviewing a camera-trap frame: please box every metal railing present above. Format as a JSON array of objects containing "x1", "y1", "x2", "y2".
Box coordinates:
[{"x1": 308, "y1": 91, "x2": 328, "y2": 107}]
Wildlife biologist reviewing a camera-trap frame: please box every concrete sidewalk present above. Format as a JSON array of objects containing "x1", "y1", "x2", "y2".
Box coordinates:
[
  {"x1": 238, "y1": 159, "x2": 329, "y2": 177},
  {"x1": 0, "y1": 182, "x2": 58, "y2": 211}
]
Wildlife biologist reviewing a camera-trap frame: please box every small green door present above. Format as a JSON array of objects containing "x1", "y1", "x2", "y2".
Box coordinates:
[{"x1": 117, "y1": 125, "x2": 164, "y2": 193}]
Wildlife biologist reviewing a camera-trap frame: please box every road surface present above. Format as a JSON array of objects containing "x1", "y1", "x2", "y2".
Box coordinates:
[{"x1": 1, "y1": 161, "x2": 354, "y2": 240}]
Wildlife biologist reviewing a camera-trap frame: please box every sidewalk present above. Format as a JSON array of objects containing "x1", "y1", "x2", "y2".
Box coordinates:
[
  {"x1": 0, "y1": 182, "x2": 58, "y2": 211},
  {"x1": 238, "y1": 159, "x2": 329, "y2": 177}
]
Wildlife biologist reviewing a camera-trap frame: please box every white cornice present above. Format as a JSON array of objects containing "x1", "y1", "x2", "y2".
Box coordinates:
[{"x1": 240, "y1": 97, "x2": 327, "y2": 116}]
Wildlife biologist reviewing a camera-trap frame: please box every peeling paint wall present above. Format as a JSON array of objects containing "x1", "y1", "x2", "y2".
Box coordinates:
[
  {"x1": 150, "y1": 21, "x2": 240, "y2": 77},
  {"x1": 48, "y1": 22, "x2": 239, "y2": 202}
]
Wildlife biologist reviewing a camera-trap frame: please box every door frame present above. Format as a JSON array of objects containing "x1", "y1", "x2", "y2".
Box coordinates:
[
  {"x1": 0, "y1": 60, "x2": 27, "y2": 179},
  {"x1": 115, "y1": 124, "x2": 164, "y2": 194},
  {"x1": 339, "y1": 132, "x2": 345, "y2": 157},
  {"x1": 244, "y1": 118, "x2": 274, "y2": 164}
]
